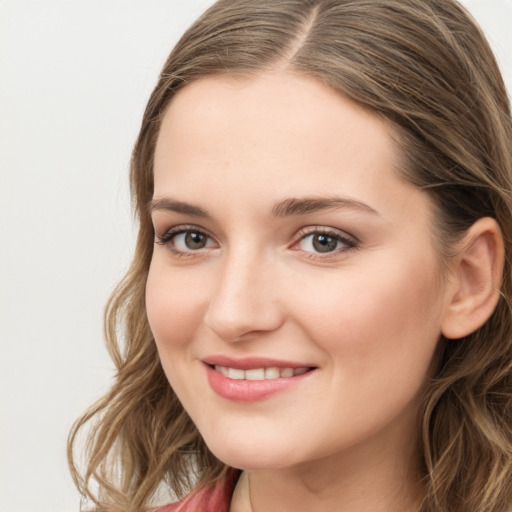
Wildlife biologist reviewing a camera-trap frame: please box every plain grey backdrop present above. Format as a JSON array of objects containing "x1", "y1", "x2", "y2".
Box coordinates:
[{"x1": 1, "y1": 1, "x2": 511, "y2": 511}]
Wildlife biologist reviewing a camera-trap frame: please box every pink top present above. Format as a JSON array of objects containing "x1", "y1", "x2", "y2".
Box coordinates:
[{"x1": 156, "y1": 473, "x2": 237, "y2": 512}]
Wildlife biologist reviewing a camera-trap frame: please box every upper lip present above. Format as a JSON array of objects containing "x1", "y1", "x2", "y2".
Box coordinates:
[{"x1": 202, "y1": 355, "x2": 316, "y2": 370}]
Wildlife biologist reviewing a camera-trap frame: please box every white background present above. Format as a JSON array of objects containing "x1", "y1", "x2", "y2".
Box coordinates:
[{"x1": 1, "y1": 1, "x2": 511, "y2": 511}]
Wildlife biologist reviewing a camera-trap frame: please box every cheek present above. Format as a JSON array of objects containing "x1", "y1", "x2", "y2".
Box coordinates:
[
  {"x1": 145, "y1": 261, "x2": 213, "y2": 407},
  {"x1": 145, "y1": 260, "x2": 208, "y2": 351},
  {"x1": 290, "y1": 253, "x2": 444, "y2": 381}
]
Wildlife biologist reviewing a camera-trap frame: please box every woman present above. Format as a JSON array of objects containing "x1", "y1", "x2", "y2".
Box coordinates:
[{"x1": 68, "y1": 0, "x2": 512, "y2": 511}]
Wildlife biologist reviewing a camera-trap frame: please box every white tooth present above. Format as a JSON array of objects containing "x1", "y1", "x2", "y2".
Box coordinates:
[
  {"x1": 228, "y1": 368, "x2": 245, "y2": 380},
  {"x1": 215, "y1": 365, "x2": 229, "y2": 376},
  {"x1": 280, "y1": 368, "x2": 294, "y2": 378},
  {"x1": 293, "y1": 367, "x2": 309, "y2": 376},
  {"x1": 246, "y1": 368, "x2": 265, "y2": 380},
  {"x1": 265, "y1": 367, "x2": 280, "y2": 380}
]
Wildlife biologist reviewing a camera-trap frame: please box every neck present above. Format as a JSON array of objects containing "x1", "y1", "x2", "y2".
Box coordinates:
[{"x1": 230, "y1": 415, "x2": 424, "y2": 512}]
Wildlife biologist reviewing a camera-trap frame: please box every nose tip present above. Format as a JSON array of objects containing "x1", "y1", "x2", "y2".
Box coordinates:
[
  {"x1": 203, "y1": 261, "x2": 284, "y2": 342},
  {"x1": 204, "y1": 299, "x2": 283, "y2": 342}
]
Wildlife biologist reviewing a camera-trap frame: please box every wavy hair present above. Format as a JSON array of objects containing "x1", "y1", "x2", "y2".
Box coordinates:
[{"x1": 68, "y1": 1, "x2": 512, "y2": 510}]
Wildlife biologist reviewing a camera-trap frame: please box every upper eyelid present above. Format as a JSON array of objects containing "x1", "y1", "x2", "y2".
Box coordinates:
[
  {"x1": 156, "y1": 224, "x2": 212, "y2": 237},
  {"x1": 156, "y1": 224, "x2": 355, "y2": 236},
  {"x1": 150, "y1": 210, "x2": 222, "y2": 235},
  {"x1": 155, "y1": 225, "x2": 215, "y2": 245},
  {"x1": 294, "y1": 226, "x2": 358, "y2": 242}
]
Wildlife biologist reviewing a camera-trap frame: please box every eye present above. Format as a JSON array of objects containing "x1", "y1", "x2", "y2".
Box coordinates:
[
  {"x1": 156, "y1": 227, "x2": 216, "y2": 253},
  {"x1": 295, "y1": 229, "x2": 357, "y2": 255},
  {"x1": 174, "y1": 231, "x2": 212, "y2": 250}
]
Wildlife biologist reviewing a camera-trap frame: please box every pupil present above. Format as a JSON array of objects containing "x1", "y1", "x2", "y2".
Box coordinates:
[
  {"x1": 185, "y1": 232, "x2": 206, "y2": 249},
  {"x1": 313, "y1": 234, "x2": 337, "y2": 253}
]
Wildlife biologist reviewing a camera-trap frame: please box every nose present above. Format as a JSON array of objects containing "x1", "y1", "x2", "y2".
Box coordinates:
[{"x1": 203, "y1": 250, "x2": 284, "y2": 342}]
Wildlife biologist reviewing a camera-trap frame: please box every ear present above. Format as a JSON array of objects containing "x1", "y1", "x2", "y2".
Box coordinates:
[{"x1": 441, "y1": 217, "x2": 504, "y2": 340}]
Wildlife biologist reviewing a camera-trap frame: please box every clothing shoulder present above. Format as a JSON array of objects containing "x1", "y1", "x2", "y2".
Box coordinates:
[{"x1": 155, "y1": 474, "x2": 235, "y2": 512}]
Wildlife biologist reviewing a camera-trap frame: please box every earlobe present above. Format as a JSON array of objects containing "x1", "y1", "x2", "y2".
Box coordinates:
[{"x1": 441, "y1": 217, "x2": 504, "y2": 340}]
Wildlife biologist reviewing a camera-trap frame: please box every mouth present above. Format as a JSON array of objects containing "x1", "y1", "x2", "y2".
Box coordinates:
[
  {"x1": 211, "y1": 365, "x2": 312, "y2": 380},
  {"x1": 203, "y1": 358, "x2": 317, "y2": 401}
]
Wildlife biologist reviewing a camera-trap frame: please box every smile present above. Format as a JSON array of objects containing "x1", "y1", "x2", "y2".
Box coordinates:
[
  {"x1": 214, "y1": 365, "x2": 310, "y2": 380},
  {"x1": 204, "y1": 361, "x2": 317, "y2": 402}
]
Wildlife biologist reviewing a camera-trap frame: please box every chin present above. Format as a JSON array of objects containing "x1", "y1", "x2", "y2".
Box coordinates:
[{"x1": 203, "y1": 434, "x2": 298, "y2": 471}]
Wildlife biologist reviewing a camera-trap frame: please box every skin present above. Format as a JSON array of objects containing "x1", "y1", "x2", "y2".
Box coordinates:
[{"x1": 146, "y1": 71, "x2": 459, "y2": 512}]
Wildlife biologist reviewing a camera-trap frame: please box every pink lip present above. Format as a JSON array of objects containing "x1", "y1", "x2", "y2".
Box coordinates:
[{"x1": 203, "y1": 359, "x2": 316, "y2": 402}]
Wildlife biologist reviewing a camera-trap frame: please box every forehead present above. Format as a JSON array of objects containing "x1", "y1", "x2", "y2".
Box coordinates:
[
  {"x1": 158, "y1": 72, "x2": 395, "y2": 151},
  {"x1": 156, "y1": 72, "x2": 397, "y2": 181},
  {"x1": 152, "y1": 71, "x2": 429, "y2": 227}
]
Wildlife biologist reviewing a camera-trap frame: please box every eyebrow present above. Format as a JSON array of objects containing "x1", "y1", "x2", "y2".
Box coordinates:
[
  {"x1": 270, "y1": 197, "x2": 379, "y2": 217},
  {"x1": 148, "y1": 195, "x2": 379, "y2": 219},
  {"x1": 148, "y1": 198, "x2": 211, "y2": 218}
]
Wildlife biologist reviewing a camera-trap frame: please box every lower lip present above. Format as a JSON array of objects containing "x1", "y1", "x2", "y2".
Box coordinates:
[{"x1": 205, "y1": 364, "x2": 314, "y2": 402}]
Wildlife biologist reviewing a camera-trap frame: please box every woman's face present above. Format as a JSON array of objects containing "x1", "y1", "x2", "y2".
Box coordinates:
[{"x1": 146, "y1": 71, "x2": 453, "y2": 471}]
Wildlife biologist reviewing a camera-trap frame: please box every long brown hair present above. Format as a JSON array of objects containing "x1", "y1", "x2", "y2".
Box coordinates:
[{"x1": 68, "y1": 1, "x2": 512, "y2": 510}]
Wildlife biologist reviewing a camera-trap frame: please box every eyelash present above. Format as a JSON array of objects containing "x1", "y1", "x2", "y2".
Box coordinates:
[
  {"x1": 294, "y1": 227, "x2": 358, "y2": 258},
  {"x1": 154, "y1": 225, "x2": 358, "y2": 259},
  {"x1": 155, "y1": 225, "x2": 214, "y2": 256}
]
